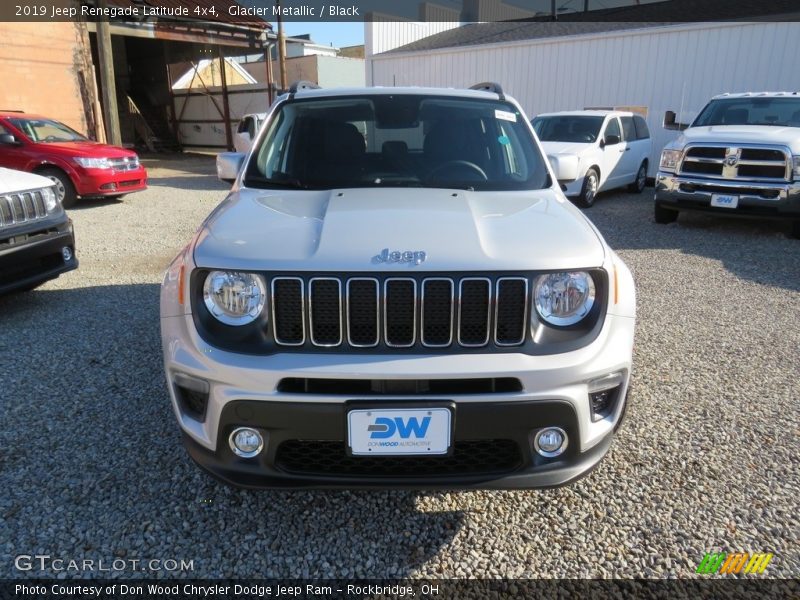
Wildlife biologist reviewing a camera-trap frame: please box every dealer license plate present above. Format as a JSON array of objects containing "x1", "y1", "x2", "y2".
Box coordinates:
[
  {"x1": 711, "y1": 193, "x2": 739, "y2": 209},
  {"x1": 347, "y1": 407, "x2": 452, "y2": 455}
]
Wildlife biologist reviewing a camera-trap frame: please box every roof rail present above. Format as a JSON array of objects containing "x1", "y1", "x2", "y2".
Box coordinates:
[
  {"x1": 288, "y1": 80, "x2": 321, "y2": 99},
  {"x1": 469, "y1": 82, "x2": 505, "y2": 101},
  {"x1": 1, "y1": 109, "x2": 25, "y2": 113}
]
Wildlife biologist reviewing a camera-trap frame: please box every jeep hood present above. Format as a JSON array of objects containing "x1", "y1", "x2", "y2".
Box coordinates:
[
  {"x1": 0, "y1": 167, "x2": 53, "y2": 194},
  {"x1": 193, "y1": 187, "x2": 606, "y2": 272},
  {"x1": 678, "y1": 125, "x2": 800, "y2": 151}
]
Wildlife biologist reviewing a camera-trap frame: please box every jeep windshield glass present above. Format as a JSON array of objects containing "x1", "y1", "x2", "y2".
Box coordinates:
[
  {"x1": 531, "y1": 115, "x2": 604, "y2": 143},
  {"x1": 8, "y1": 118, "x2": 88, "y2": 143},
  {"x1": 245, "y1": 94, "x2": 549, "y2": 191},
  {"x1": 692, "y1": 97, "x2": 800, "y2": 127}
]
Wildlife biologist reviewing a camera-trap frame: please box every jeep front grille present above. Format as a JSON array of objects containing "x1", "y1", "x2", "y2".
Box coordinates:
[
  {"x1": 679, "y1": 145, "x2": 790, "y2": 181},
  {"x1": 0, "y1": 189, "x2": 49, "y2": 228},
  {"x1": 269, "y1": 275, "x2": 529, "y2": 350}
]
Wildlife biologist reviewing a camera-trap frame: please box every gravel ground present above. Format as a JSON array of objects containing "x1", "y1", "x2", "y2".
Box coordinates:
[{"x1": 1, "y1": 155, "x2": 798, "y2": 580}]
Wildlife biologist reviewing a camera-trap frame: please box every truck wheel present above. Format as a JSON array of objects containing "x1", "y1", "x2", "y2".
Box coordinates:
[
  {"x1": 628, "y1": 162, "x2": 647, "y2": 193},
  {"x1": 574, "y1": 168, "x2": 599, "y2": 208},
  {"x1": 38, "y1": 167, "x2": 78, "y2": 208},
  {"x1": 654, "y1": 202, "x2": 678, "y2": 224}
]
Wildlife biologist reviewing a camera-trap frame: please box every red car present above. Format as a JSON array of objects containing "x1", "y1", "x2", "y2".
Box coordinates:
[{"x1": 0, "y1": 111, "x2": 147, "y2": 208}]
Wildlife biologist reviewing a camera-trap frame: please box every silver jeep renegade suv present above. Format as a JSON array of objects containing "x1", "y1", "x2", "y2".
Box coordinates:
[{"x1": 159, "y1": 82, "x2": 636, "y2": 489}]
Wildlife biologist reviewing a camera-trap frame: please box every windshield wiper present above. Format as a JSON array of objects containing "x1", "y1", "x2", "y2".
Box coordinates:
[{"x1": 243, "y1": 175, "x2": 310, "y2": 189}]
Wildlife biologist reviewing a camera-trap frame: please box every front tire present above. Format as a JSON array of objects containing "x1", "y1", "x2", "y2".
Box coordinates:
[
  {"x1": 654, "y1": 202, "x2": 678, "y2": 224},
  {"x1": 628, "y1": 162, "x2": 647, "y2": 193},
  {"x1": 574, "y1": 168, "x2": 599, "y2": 208},
  {"x1": 38, "y1": 167, "x2": 78, "y2": 208}
]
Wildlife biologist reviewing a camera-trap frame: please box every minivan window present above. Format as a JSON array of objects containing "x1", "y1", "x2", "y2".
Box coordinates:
[
  {"x1": 633, "y1": 115, "x2": 650, "y2": 139},
  {"x1": 246, "y1": 95, "x2": 550, "y2": 191},
  {"x1": 532, "y1": 115, "x2": 604, "y2": 143},
  {"x1": 620, "y1": 117, "x2": 637, "y2": 142},
  {"x1": 604, "y1": 117, "x2": 621, "y2": 141}
]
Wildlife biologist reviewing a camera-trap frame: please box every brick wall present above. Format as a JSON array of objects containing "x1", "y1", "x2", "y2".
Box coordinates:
[{"x1": 0, "y1": 22, "x2": 99, "y2": 138}]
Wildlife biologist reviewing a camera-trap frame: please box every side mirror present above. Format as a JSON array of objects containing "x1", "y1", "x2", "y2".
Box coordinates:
[
  {"x1": 0, "y1": 133, "x2": 20, "y2": 145},
  {"x1": 216, "y1": 152, "x2": 245, "y2": 183},
  {"x1": 603, "y1": 134, "x2": 621, "y2": 146},
  {"x1": 548, "y1": 154, "x2": 579, "y2": 184},
  {"x1": 663, "y1": 110, "x2": 688, "y2": 131}
]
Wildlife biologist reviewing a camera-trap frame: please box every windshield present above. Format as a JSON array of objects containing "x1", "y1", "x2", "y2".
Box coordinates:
[
  {"x1": 692, "y1": 97, "x2": 800, "y2": 127},
  {"x1": 531, "y1": 115, "x2": 605, "y2": 143},
  {"x1": 9, "y1": 118, "x2": 88, "y2": 143},
  {"x1": 245, "y1": 94, "x2": 549, "y2": 191}
]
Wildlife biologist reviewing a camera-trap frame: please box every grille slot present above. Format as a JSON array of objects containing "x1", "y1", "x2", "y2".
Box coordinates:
[
  {"x1": 309, "y1": 278, "x2": 342, "y2": 346},
  {"x1": 421, "y1": 278, "x2": 454, "y2": 347},
  {"x1": 0, "y1": 190, "x2": 49, "y2": 227},
  {"x1": 275, "y1": 439, "x2": 523, "y2": 477},
  {"x1": 347, "y1": 278, "x2": 379, "y2": 347},
  {"x1": 272, "y1": 278, "x2": 305, "y2": 346},
  {"x1": 384, "y1": 278, "x2": 416, "y2": 347},
  {"x1": 458, "y1": 278, "x2": 491, "y2": 347},
  {"x1": 277, "y1": 377, "x2": 523, "y2": 395},
  {"x1": 495, "y1": 278, "x2": 528, "y2": 346}
]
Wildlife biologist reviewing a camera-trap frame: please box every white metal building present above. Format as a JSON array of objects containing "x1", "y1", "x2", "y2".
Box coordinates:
[{"x1": 366, "y1": 20, "x2": 800, "y2": 176}]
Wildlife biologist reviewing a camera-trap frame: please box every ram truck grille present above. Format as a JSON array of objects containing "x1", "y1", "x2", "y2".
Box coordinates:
[
  {"x1": 269, "y1": 275, "x2": 529, "y2": 350},
  {"x1": 0, "y1": 189, "x2": 49, "y2": 228},
  {"x1": 679, "y1": 145, "x2": 790, "y2": 181}
]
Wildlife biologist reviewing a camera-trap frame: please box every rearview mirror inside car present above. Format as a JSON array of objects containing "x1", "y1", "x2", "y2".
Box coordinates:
[{"x1": 216, "y1": 152, "x2": 245, "y2": 183}]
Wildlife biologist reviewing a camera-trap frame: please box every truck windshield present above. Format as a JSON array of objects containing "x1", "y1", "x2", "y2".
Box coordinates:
[
  {"x1": 531, "y1": 115, "x2": 604, "y2": 143},
  {"x1": 9, "y1": 118, "x2": 88, "y2": 143},
  {"x1": 245, "y1": 94, "x2": 549, "y2": 191},
  {"x1": 692, "y1": 97, "x2": 800, "y2": 127}
]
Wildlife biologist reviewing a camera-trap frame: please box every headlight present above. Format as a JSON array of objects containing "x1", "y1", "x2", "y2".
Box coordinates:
[
  {"x1": 74, "y1": 157, "x2": 113, "y2": 169},
  {"x1": 41, "y1": 185, "x2": 58, "y2": 212},
  {"x1": 659, "y1": 149, "x2": 682, "y2": 172},
  {"x1": 203, "y1": 271, "x2": 266, "y2": 326},
  {"x1": 793, "y1": 156, "x2": 800, "y2": 181},
  {"x1": 534, "y1": 271, "x2": 596, "y2": 327}
]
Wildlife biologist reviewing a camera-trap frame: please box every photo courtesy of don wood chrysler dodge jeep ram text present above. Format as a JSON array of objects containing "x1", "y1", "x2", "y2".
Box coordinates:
[{"x1": 160, "y1": 82, "x2": 636, "y2": 489}]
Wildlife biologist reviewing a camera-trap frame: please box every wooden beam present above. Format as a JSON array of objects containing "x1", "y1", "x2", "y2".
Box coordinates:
[
  {"x1": 96, "y1": 0, "x2": 121, "y2": 145},
  {"x1": 218, "y1": 47, "x2": 233, "y2": 151}
]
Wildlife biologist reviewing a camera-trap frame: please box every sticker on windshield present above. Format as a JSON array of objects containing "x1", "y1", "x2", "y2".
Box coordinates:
[
  {"x1": 498, "y1": 135, "x2": 511, "y2": 145},
  {"x1": 495, "y1": 109, "x2": 517, "y2": 122}
]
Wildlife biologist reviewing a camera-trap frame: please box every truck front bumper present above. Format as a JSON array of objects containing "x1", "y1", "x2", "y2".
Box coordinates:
[
  {"x1": 655, "y1": 172, "x2": 800, "y2": 218},
  {"x1": 161, "y1": 309, "x2": 635, "y2": 489}
]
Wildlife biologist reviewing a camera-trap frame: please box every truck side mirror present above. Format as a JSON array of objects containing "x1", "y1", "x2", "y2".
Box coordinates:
[{"x1": 663, "y1": 110, "x2": 688, "y2": 131}]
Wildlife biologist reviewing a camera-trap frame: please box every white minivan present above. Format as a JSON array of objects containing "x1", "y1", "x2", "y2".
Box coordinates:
[{"x1": 532, "y1": 110, "x2": 652, "y2": 207}]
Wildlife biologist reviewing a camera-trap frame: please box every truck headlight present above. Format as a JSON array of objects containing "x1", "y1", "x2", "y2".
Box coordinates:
[
  {"x1": 74, "y1": 157, "x2": 113, "y2": 169},
  {"x1": 659, "y1": 149, "x2": 681, "y2": 172},
  {"x1": 793, "y1": 156, "x2": 800, "y2": 181},
  {"x1": 203, "y1": 271, "x2": 266, "y2": 326},
  {"x1": 534, "y1": 271, "x2": 596, "y2": 327},
  {"x1": 41, "y1": 185, "x2": 58, "y2": 211}
]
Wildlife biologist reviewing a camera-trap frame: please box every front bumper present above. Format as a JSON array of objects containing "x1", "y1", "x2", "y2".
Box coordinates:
[
  {"x1": 0, "y1": 217, "x2": 77, "y2": 294},
  {"x1": 655, "y1": 172, "x2": 800, "y2": 218},
  {"x1": 74, "y1": 166, "x2": 147, "y2": 197},
  {"x1": 161, "y1": 303, "x2": 635, "y2": 488}
]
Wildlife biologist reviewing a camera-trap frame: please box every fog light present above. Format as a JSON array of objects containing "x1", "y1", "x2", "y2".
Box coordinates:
[
  {"x1": 229, "y1": 427, "x2": 264, "y2": 458},
  {"x1": 61, "y1": 246, "x2": 72, "y2": 262},
  {"x1": 534, "y1": 427, "x2": 567, "y2": 457}
]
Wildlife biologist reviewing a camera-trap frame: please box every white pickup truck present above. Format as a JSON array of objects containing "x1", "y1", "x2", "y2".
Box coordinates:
[
  {"x1": 655, "y1": 92, "x2": 800, "y2": 238},
  {"x1": 161, "y1": 82, "x2": 636, "y2": 489}
]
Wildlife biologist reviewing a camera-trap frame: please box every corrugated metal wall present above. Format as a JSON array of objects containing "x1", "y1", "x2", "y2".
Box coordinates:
[{"x1": 368, "y1": 22, "x2": 800, "y2": 176}]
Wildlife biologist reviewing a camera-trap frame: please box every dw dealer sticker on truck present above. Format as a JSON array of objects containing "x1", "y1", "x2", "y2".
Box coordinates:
[{"x1": 495, "y1": 109, "x2": 517, "y2": 122}]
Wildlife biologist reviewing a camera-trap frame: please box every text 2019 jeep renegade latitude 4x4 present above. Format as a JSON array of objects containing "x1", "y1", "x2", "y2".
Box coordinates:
[{"x1": 160, "y1": 83, "x2": 636, "y2": 489}]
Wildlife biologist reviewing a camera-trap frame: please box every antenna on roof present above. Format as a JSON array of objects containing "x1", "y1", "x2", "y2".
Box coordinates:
[{"x1": 469, "y1": 82, "x2": 505, "y2": 101}]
